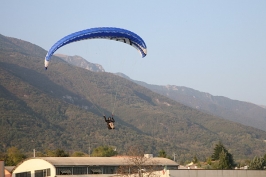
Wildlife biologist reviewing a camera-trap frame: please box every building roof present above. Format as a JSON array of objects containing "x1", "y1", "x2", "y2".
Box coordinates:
[
  {"x1": 28, "y1": 157, "x2": 178, "y2": 166},
  {"x1": 5, "y1": 166, "x2": 15, "y2": 172}
]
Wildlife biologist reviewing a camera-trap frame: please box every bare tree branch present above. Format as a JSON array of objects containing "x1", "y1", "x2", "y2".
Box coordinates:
[{"x1": 116, "y1": 146, "x2": 160, "y2": 177}]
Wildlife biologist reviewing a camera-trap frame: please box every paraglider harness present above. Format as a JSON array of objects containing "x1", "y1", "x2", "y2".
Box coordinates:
[{"x1": 103, "y1": 115, "x2": 115, "y2": 130}]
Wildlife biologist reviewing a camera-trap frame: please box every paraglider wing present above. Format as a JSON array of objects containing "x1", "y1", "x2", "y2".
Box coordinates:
[{"x1": 44, "y1": 27, "x2": 147, "y2": 69}]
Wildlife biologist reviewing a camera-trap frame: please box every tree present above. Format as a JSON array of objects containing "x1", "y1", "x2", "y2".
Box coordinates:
[
  {"x1": 206, "y1": 157, "x2": 212, "y2": 165},
  {"x1": 44, "y1": 149, "x2": 69, "y2": 157},
  {"x1": 54, "y1": 149, "x2": 69, "y2": 157},
  {"x1": 211, "y1": 142, "x2": 235, "y2": 168},
  {"x1": 4, "y1": 147, "x2": 26, "y2": 166},
  {"x1": 71, "y1": 151, "x2": 86, "y2": 157},
  {"x1": 217, "y1": 149, "x2": 231, "y2": 169},
  {"x1": 117, "y1": 146, "x2": 159, "y2": 177},
  {"x1": 158, "y1": 149, "x2": 167, "y2": 158},
  {"x1": 212, "y1": 141, "x2": 226, "y2": 160},
  {"x1": 248, "y1": 156, "x2": 265, "y2": 170},
  {"x1": 45, "y1": 149, "x2": 56, "y2": 157},
  {"x1": 91, "y1": 146, "x2": 117, "y2": 157},
  {"x1": 192, "y1": 155, "x2": 198, "y2": 164}
]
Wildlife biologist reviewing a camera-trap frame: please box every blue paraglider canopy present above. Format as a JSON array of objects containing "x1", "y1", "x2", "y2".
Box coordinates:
[{"x1": 44, "y1": 27, "x2": 147, "y2": 69}]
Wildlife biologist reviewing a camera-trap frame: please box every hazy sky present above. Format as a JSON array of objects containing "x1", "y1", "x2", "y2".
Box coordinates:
[{"x1": 1, "y1": 1, "x2": 266, "y2": 106}]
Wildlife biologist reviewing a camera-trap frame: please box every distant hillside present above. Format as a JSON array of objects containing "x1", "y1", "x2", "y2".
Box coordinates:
[
  {"x1": 1, "y1": 34, "x2": 266, "y2": 161},
  {"x1": 112, "y1": 73, "x2": 266, "y2": 132},
  {"x1": 130, "y1": 81, "x2": 266, "y2": 132}
]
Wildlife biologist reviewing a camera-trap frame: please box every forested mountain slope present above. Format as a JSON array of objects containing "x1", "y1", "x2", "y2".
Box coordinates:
[
  {"x1": 57, "y1": 55, "x2": 266, "y2": 132},
  {"x1": 0, "y1": 34, "x2": 266, "y2": 161}
]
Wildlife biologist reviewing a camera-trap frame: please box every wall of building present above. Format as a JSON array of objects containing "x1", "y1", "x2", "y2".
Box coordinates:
[
  {"x1": 168, "y1": 170, "x2": 266, "y2": 177},
  {"x1": 12, "y1": 159, "x2": 55, "y2": 177},
  {"x1": 5, "y1": 169, "x2": 11, "y2": 177},
  {"x1": 0, "y1": 161, "x2": 4, "y2": 177}
]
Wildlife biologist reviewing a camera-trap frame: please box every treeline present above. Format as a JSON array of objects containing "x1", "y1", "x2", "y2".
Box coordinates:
[
  {"x1": 183, "y1": 142, "x2": 266, "y2": 170},
  {"x1": 1, "y1": 143, "x2": 266, "y2": 170}
]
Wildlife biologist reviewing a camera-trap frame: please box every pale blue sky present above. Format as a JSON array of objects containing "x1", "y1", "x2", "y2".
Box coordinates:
[{"x1": 1, "y1": 1, "x2": 266, "y2": 106}]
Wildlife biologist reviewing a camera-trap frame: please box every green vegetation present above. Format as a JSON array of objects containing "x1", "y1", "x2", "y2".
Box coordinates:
[
  {"x1": 71, "y1": 151, "x2": 86, "y2": 157},
  {"x1": 211, "y1": 141, "x2": 235, "y2": 169},
  {"x1": 48, "y1": 149, "x2": 69, "y2": 157},
  {"x1": 248, "y1": 156, "x2": 265, "y2": 170},
  {"x1": 201, "y1": 142, "x2": 235, "y2": 169},
  {"x1": 91, "y1": 145, "x2": 117, "y2": 157},
  {"x1": 1, "y1": 147, "x2": 26, "y2": 166},
  {"x1": 188, "y1": 142, "x2": 266, "y2": 170},
  {"x1": 158, "y1": 149, "x2": 167, "y2": 158}
]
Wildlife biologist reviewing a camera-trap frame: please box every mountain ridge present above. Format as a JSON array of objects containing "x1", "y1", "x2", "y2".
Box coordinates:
[
  {"x1": 55, "y1": 54, "x2": 105, "y2": 72},
  {"x1": 133, "y1": 82, "x2": 266, "y2": 132}
]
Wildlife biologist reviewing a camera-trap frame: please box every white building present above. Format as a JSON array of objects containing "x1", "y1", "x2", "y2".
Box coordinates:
[{"x1": 12, "y1": 157, "x2": 178, "y2": 177}]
